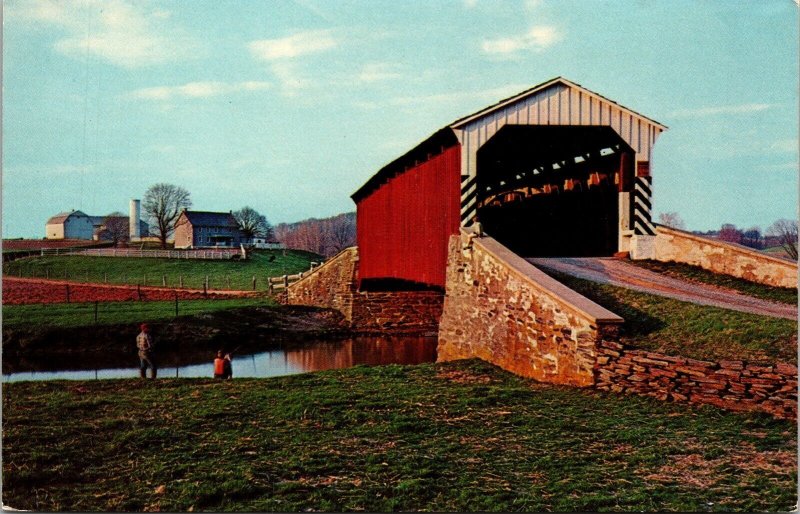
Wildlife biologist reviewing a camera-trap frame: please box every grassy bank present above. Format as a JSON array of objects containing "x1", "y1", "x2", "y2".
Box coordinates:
[
  {"x1": 2, "y1": 298, "x2": 275, "y2": 329},
  {"x1": 2, "y1": 249, "x2": 320, "y2": 291},
  {"x1": 547, "y1": 272, "x2": 797, "y2": 364},
  {"x1": 631, "y1": 260, "x2": 798, "y2": 305},
  {"x1": 3, "y1": 360, "x2": 795, "y2": 512}
]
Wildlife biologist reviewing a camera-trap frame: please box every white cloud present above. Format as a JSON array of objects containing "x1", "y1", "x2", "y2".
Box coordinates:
[
  {"x1": 248, "y1": 30, "x2": 338, "y2": 61},
  {"x1": 357, "y1": 63, "x2": 402, "y2": 83},
  {"x1": 248, "y1": 30, "x2": 340, "y2": 96},
  {"x1": 669, "y1": 103, "x2": 772, "y2": 119},
  {"x1": 768, "y1": 138, "x2": 798, "y2": 153},
  {"x1": 481, "y1": 25, "x2": 561, "y2": 56},
  {"x1": 129, "y1": 81, "x2": 271, "y2": 100},
  {"x1": 9, "y1": 0, "x2": 196, "y2": 68},
  {"x1": 757, "y1": 161, "x2": 799, "y2": 172}
]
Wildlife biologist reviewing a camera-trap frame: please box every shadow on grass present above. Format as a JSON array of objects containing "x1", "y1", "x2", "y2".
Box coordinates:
[{"x1": 544, "y1": 270, "x2": 667, "y2": 337}]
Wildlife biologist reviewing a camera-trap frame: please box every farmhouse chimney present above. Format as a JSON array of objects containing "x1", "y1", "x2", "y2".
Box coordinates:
[{"x1": 130, "y1": 199, "x2": 141, "y2": 240}]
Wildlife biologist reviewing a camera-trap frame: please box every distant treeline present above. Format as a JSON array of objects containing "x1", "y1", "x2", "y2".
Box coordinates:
[{"x1": 274, "y1": 212, "x2": 356, "y2": 258}]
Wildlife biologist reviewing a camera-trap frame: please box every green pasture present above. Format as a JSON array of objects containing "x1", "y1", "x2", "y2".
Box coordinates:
[
  {"x1": 2, "y1": 249, "x2": 320, "y2": 291},
  {"x1": 3, "y1": 359, "x2": 795, "y2": 512},
  {"x1": 2, "y1": 298, "x2": 274, "y2": 329}
]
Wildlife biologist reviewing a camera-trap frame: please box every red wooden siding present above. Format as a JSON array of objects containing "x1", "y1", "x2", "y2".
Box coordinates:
[{"x1": 356, "y1": 145, "x2": 461, "y2": 289}]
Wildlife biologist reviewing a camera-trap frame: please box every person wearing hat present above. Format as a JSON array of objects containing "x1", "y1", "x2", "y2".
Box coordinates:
[{"x1": 136, "y1": 323, "x2": 157, "y2": 379}]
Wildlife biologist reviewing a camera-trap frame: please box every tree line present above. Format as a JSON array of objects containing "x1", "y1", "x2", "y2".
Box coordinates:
[{"x1": 273, "y1": 212, "x2": 356, "y2": 258}]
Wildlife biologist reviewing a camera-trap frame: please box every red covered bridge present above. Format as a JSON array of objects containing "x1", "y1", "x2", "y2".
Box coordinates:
[{"x1": 352, "y1": 77, "x2": 667, "y2": 291}]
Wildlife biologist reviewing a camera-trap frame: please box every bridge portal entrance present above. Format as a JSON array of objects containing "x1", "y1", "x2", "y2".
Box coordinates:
[{"x1": 476, "y1": 125, "x2": 633, "y2": 257}]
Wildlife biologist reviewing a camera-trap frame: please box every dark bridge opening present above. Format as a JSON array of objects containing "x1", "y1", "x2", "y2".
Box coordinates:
[{"x1": 476, "y1": 125, "x2": 633, "y2": 257}]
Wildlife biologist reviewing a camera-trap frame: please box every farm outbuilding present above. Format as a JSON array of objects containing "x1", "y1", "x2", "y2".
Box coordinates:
[
  {"x1": 45, "y1": 210, "x2": 95, "y2": 240},
  {"x1": 352, "y1": 77, "x2": 666, "y2": 290}
]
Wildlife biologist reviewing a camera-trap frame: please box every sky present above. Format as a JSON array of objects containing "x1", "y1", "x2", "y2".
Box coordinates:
[{"x1": 2, "y1": 0, "x2": 798, "y2": 238}]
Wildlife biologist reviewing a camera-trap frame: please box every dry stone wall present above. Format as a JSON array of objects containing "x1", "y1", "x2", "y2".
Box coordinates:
[
  {"x1": 285, "y1": 247, "x2": 358, "y2": 319},
  {"x1": 438, "y1": 232, "x2": 623, "y2": 386},
  {"x1": 285, "y1": 247, "x2": 442, "y2": 334},
  {"x1": 596, "y1": 341, "x2": 797, "y2": 419},
  {"x1": 654, "y1": 226, "x2": 797, "y2": 288}
]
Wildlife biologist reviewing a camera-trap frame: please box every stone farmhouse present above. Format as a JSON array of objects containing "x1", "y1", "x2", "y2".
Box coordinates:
[{"x1": 173, "y1": 210, "x2": 243, "y2": 249}]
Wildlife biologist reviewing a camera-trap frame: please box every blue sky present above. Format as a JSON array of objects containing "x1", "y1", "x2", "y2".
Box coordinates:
[{"x1": 3, "y1": 0, "x2": 797, "y2": 238}]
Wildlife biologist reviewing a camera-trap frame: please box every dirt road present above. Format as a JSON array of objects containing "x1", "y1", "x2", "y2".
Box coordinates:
[{"x1": 527, "y1": 257, "x2": 797, "y2": 320}]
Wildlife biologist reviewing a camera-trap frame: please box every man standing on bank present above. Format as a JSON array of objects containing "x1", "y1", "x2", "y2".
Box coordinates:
[{"x1": 137, "y1": 323, "x2": 157, "y2": 379}]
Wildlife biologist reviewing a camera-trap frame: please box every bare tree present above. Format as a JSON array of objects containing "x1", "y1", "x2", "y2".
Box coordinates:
[
  {"x1": 657, "y1": 211, "x2": 685, "y2": 230},
  {"x1": 142, "y1": 183, "x2": 192, "y2": 249},
  {"x1": 718, "y1": 223, "x2": 743, "y2": 244},
  {"x1": 101, "y1": 212, "x2": 129, "y2": 246},
  {"x1": 233, "y1": 206, "x2": 273, "y2": 241},
  {"x1": 766, "y1": 219, "x2": 798, "y2": 260},
  {"x1": 274, "y1": 212, "x2": 356, "y2": 257},
  {"x1": 324, "y1": 213, "x2": 356, "y2": 254}
]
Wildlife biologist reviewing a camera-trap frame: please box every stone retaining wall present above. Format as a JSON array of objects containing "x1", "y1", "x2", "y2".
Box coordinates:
[
  {"x1": 438, "y1": 231, "x2": 623, "y2": 386},
  {"x1": 595, "y1": 341, "x2": 797, "y2": 419},
  {"x1": 285, "y1": 247, "x2": 442, "y2": 334},
  {"x1": 655, "y1": 225, "x2": 797, "y2": 288},
  {"x1": 285, "y1": 247, "x2": 358, "y2": 318},
  {"x1": 350, "y1": 291, "x2": 443, "y2": 334}
]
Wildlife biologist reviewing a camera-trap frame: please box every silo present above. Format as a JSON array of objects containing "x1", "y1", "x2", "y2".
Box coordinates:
[{"x1": 130, "y1": 199, "x2": 141, "y2": 240}]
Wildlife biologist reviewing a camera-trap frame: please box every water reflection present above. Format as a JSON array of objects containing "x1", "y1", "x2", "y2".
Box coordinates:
[{"x1": 3, "y1": 336, "x2": 437, "y2": 382}]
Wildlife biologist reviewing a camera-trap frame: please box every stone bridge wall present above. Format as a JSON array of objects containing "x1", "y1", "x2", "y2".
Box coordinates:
[
  {"x1": 596, "y1": 341, "x2": 797, "y2": 420},
  {"x1": 285, "y1": 247, "x2": 442, "y2": 334},
  {"x1": 437, "y1": 231, "x2": 623, "y2": 386},
  {"x1": 655, "y1": 226, "x2": 797, "y2": 288}
]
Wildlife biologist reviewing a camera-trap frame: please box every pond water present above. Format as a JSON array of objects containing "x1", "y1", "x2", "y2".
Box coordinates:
[{"x1": 3, "y1": 336, "x2": 438, "y2": 382}]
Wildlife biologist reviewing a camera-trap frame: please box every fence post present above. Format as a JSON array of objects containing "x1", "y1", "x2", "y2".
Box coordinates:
[
  {"x1": 252, "y1": 275, "x2": 256, "y2": 291},
  {"x1": 179, "y1": 275, "x2": 183, "y2": 288},
  {"x1": 283, "y1": 274, "x2": 289, "y2": 288},
  {"x1": 104, "y1": 272, "x2": 107, "y2": 284},
  {"x1": 269, "y1": 283, "x2": 274, "y2": 294},
  {"x1": 85, "y1": 270, "x2": 89, "y2": 283},
  {"x1": 225, "y1": 276, "x2": 230, "y2": 290},
  {"x1": 64, "y1": 269, "x2": 68, "y2": 279},
  {"x1": 162, "y1": 275, "x2": 167, "y2": 287}
]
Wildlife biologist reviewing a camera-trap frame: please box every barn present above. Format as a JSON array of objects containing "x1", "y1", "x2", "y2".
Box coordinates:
[
  {"x1": 352, "y1": 77, "x2": 666, "y2": 291},
  {"x1": 45, "y1": 210, "x2": 95, "y2": 240}
]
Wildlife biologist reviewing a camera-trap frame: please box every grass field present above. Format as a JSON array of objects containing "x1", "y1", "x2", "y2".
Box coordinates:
[
  {"x1": 2, "y1": 359, "x2": 795, "y2": 512},
  {"x1": 631, "y1": 260, "x2": 797, "y2": 305},
  {"x1": 2, "y1": 298, "x2": 275, "y2": 329},
  {"x1": 546, "y1": 272, "x2": 797, "y2": 364},
  {"x1": 2, "y1": 249, "x2": 320, "y2": 291}
]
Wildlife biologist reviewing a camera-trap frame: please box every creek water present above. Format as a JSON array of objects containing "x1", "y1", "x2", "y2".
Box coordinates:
[{"x1": 3, "y1": 336, "x2": 438, "y2": 382}]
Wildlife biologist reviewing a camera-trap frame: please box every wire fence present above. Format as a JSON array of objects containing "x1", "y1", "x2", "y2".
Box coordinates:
[
  {"x1": 46, "y1": 247, "x2": 242, "y2": 260},
  {"x1": 2, "y1": 260, "x2": 318, "y2": 293}
]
